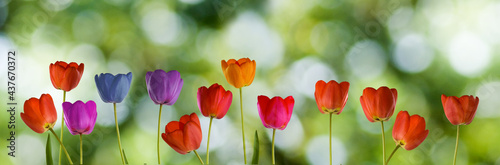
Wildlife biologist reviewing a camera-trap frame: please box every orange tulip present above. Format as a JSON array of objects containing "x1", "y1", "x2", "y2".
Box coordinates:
[
  {"x1": 49, "y1": 61, "x2": 84, "y2": 92},
  {"x1": 392, "y1": 111, "x2": 429, "y2": 150},
  {"x1": 20, "y1": 94, "x2": 58, "y2": 134},
  {"x1": 314, "y1": 80, "x2": 350, "y2": 115},
  {"x1": 360, "y1": 86, "x2": 398, "y2": 122},
  {"x1": 162, "y1": 113, "x2": 202, "y2": 155},
  {"x1": 221, "y1": 58, "x2": 256, "y2": 88},
  {"x1": 441, "y1": 94, "x2": 479, "y2": 125}
]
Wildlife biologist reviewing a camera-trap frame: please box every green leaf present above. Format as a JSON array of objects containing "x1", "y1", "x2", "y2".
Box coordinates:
[
  {"x1": 123, "y1": 149, "x2": 129, "y2": 164},
  {"x1": 46, "y1": 134, "x2": 53, "y2": 165},
  {"x1": 251, "y1": 130, "x2": 259, "y2": 164}
]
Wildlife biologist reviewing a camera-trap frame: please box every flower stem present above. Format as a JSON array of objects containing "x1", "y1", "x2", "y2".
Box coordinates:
[
  {"x1": 49, "y1": 128, "x2": 73, "y2": 165},
  {"x1": 329, "y1": 113, "x2": 333, "y2": 165},
  {"x1": 239, "y1": 88, "x2": 247, "y2": 164},
  {"x1": 193, "y1": 150, "x2": 204, "y2": 165},
  {"x1": 114, "y1": 103, "x2": 125, "y2": 165},
  {"x1": 206, "y1": 117, "x2": 213, "y2": 164},
  {"x1": 58, "y1": 91, "x2": 66, "y2": 165},
  {"x1": 385, "y1": 145, "x2": 400, "y2": 165},
  {"x1": 157, "y1": 104, "x2": 163, "y2": 165},
  {"x1": 272, "y1": 129, "x2": 276, "y2": 165},
  {"x1": 80, "y1": 134, "x2": 83, "y2": 165},
  {"x1": 381, "y1": 121, "x2": 386, "y2": 165},
  {"x1": 453, "y1": 125, "x2": 460, "y2": 165}
]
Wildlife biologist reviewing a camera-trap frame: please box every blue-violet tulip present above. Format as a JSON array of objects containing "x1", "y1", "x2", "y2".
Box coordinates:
[{"x1": 95, "y1": 72, "x2": 133, "y2": 103}]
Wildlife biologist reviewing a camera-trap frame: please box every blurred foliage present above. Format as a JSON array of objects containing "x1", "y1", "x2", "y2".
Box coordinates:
[{"x1": 1, "y1": 0, "x2": 500, "y2": 164}]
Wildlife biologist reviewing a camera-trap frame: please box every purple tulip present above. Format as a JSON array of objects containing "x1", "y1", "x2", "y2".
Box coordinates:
[
  {"x1": 145, "y1": 69, "x2": 184, "y2": 105},
  {"x1": 62, "y1": 100, "x2": 97, "y2": 135}
]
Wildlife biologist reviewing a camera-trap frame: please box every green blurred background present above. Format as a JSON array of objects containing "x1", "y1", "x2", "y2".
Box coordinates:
[{"x1": 1, "y1": 0, "x2": 500, "y2": 164}]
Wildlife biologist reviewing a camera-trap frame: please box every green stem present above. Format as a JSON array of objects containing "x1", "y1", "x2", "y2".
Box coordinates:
[
  {"x1": 206, "y1": 117, "x2": 213, "y2": 164},
  {"x1": 58, "y1": 91, "x2": 66, "y2": 165},
  {"x1": 49, "y1": 128, "x2": 73, "y2": 165},
  {"x1": 381, "y1": 121, "x2": 386, "y2": 165},
  {"x1": 114, "y1": 103, "x2": 125, "y2": 165},
  {"x1": 272, "y1": 129, "x2": 276, "y2": 165},
  {"x1": 329, "y1": 113, "x2": 333, "y2": 165},
  {"x1": 157, "y1": 104, "x2": 163, "y2": 165},
  {"x1": 385, "y1": 145, "x2": 400, "y2": 165},
  {"x1": 193, "y1": 150, "x2": 204, "y2": 165},
  {"x1": 453, "y1": 125, "x2": 460, "y2": 165},
  {"x1": 80, "y1": 134, "x2": 83, "y2": 165},
  {"x1": 239, "y1": 88, "x2": 247, "y2": 164}
]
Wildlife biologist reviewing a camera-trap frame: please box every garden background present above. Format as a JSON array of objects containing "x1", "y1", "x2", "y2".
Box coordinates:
[{"x1": 1, "y1": 0, "x2": 500, "y2": 164}]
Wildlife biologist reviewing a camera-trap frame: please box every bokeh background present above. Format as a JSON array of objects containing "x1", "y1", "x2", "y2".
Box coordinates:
[{"x1": 1, "y1": 0, "x2": 500, "y2": 164}]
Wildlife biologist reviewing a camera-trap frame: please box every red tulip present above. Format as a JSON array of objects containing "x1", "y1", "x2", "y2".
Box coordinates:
[
  {"x1": 314, "y1": 80, "x2": 350, "y2": 115},
  {"x1": 197, "y1": 83, "x2": 233, "y2": 119},
  {"x1": 360, "y1": 86, "x2": 398, "y2": 122},
  {"x1": 162, "y1": 113, "x2": 202, "y2": 155},
  {"x1": 392, "y1": 111, "x2": 429, "y2": 150},
  {"x1": 441, "y1": 94, "x2": 479, "y2": 125},
  {"x1": 49, "y1": 61, "x2": 84, "y2": 92},
  {"x1": 257, "y1": 95, "x2": 294, "y2": 130},
  {"x1": 20, "y1": 94, "x2": 58, "y2": 134}
]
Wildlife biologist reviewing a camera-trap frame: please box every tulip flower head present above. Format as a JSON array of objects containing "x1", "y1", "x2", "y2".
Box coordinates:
[
  {"x1": 21, "y1": 94, "x2": 57, "y2": 133},
  {"x1": 95, "y1": 72, "x2": 133, "y2": 103},
  {"x1": 197, "y1": 83, "x2": 233, "y2": 119},
  {"x1": 63, "y1": 100, "x2": 97, "y2": 135},
  {"x1": 360, "y1": 86, "x2": 398, "y2": 122},
  {"x1": 392, "y1": 111, "x2": 429, "y2": 150},
  {"x1": 145, "y1": 69, "x2": 184, "y2": 105},
  {"x1": 221, "y1": 58, "x2": 256, "y2": 88},
  {"x1": 162, "y1": 113, "x2": 202, "y2": 155},
  {"x1": 314, "y1": 80, "x2": 350, "y2": 115},
  {"x1": 441, "y1": 94, "x2": 479, "y2": 125},
  {"x1": 257, "y1": 95, "x2": 295, "y2": 130},
  {"x1": 49, "y1": 61, "x2": 84, "y2": 92}
]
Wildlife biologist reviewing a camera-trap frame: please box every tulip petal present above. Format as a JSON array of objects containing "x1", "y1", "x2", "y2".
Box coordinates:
[
  {"x1": 216, "y1": 89, "x2": 233, "y2": 119},
  {"x1": 392, "y1": 111, "x2": 410, "y2": 142},
  {"x1": 314, "y1": 80, "x2": 327, "y2": 114},
  {"x1": 197, "y1": 86, "x2": 209, "y2": 117},
  {"x1": 443, "y1": 96, "x2": 463, "y2": 125},
  {"x1": 60, "y1": 66, "x2": 80, "y2": 91},
  {"x1": 376, "y1": 87, "x2": 396, "y2": 120},
  {"x1": 166, "y1": 121, "x2": 182, "y2": 133},
  {"x1": 109, "y1": 73, "x2": 132, "y2": 103},
  {"x1": 39, "y1": 94, "x2": 57, "y2": 124},
  {"x1": 183, "y1": 121, "x2": 202, "y2": 152},
  {"x1": 225, "y1": 63, "x2": 245, "y2": 88},
  {"x1": 21, "y1": 112, "x2": 46, "y2": 133},
  {"x1": 401, "y1": 115, "x2": 428, "y2": 150},
  {"x1": 83, "y1": 101, "x2": 97, "y2": 135},
  {"x1": 164, "y1": 70, "x2": 183, "y2": 105},
  {"x1": 257, "y1": 95, "x2": 271, "y2": 128},
  {"x1": 281, "y1": 96, "x2": 295, "y2": 130},
  {"x1": 163, "y1": 130, "x2": 188, "y2": 155},
  {"x1": 239, "y1": 60, "x2": 256, "y2": 86}
]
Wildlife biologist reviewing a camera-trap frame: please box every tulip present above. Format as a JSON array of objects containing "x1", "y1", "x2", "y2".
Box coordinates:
[
  {"x1": 162, "y1": 113, "x2": 204, "y2": 164},
  {"x1": 315, "y1": 80, "x2": 349, "y2": 114},
  {"x1": 386, "y1": 111, "x2": 429, "y2": 164},
  {"x1": 95, "y1": 72, "x2": 133, "y2": 164},
  {"x1": 221, "y1": 58, "x2": 256, "y2": 164},
  {"x1": 63, "y1": 100, "x2": 97, "y2": 165},
  {"x1": 145, "y1": 69, "x2": 184, "y2": 164},
  {"x1": 21, "y1": 94, "x2": 73, "y2": 164},
  {"x1": 197, "y1": 83, "x2": 232, "y2": 164},
  {"x1": 221, "y1": 58, "x2": 256, "y2": 89},
  {"x1": 314, "y1": 80, "x2": 349, "y2": 165},
  {"x1": 257, "y1": 95, "x2": 294, "y2": 165},
  {"x1": 197, "y1": 83, "x2": 233, "y2": 119},
  {"x1": 145, "y1": 69, "x2": 184, "y2": 105},
  {"x1": 63, "y1": 100, "x2": 97, "y2": 135},
  {"x1": 95, "y1": 72, "x2": 133, "y2": 103},
  {"x1": 441, "y1": 94, "x2": 479, "y2": 126},
  {"x1": 49, "y1": 61, "x2": 84, "y2": 92},
  {"x1": 21, "y1": 94, "x2": 57, "y2": 134},
  {"x1": 441, "y1": 94, "x2": 479, "y2": 165},
  {"x1": 359, "y1": 86, "x2": 397, "y2": 165},
  {"x1": 50, "y1": 61, "x2": 84, "y2": 164},
  {"x1": 360, "y1": 86, "x2": 398, "y2": 122}
]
